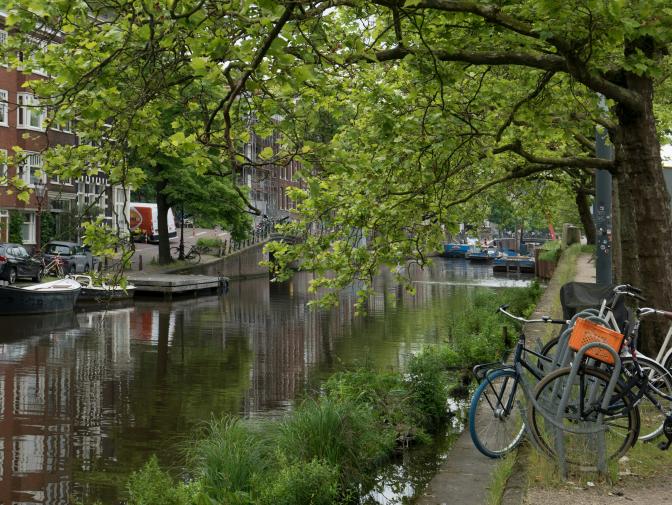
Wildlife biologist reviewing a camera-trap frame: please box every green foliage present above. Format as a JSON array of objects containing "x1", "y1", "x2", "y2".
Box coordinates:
[
  {"x1": 126, "y1": 456, "x2": 197, "y2": 505},
  {"x1": 187, "y1": 418, "x2": 274, "y2": 504},
  {"x1": 407, "y1": 351, "x2": 450, "y2": 432},
  {"x1": 39, "y1": 211, "x2": 56, "y2": 247},
  {"x1": 436, "y1": 284, "x2": 543, "y2": 369},
  {"x1": 8, "y1": 211, "x2": 23, "y2": 244},
  {"x1": 258, "y1": 458, "x2": 339, "y2": 505},
  {"x1": 195, "y1": 237, "x2": 224, "y2": 251},
  {"x1": 538, "y1": 240, "x2": 563, "y2": 262},
  {"x1": 276, "y1": 399, "x2": 396, "y2": 485},
  {"x1": 325, "y1": 369, "x2": 429, "y2": 441}
]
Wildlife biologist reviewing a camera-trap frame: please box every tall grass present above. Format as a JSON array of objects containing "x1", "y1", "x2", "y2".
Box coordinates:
[
  {"x1": 276, "y1": 399, "x2": 395, "y2": 485},
  {"x1": 186, "y1": 418, "x2": 274, "y2": 504}
]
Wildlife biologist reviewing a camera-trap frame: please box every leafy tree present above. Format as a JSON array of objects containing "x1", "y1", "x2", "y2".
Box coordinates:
[
  {"x1": 7, "y1": 1, "x2": 672, "y2": 353},
  {"x1": 8, "y1": 211, "x2": 23, "y2": 244},
  {"x1": 39, "y1": 211, "x2": 56, "y2": 247}
]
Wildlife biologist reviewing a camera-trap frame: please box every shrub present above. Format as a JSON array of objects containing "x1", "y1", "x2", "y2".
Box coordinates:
[
  {"x1": 187, "y1": 418, "x2": 274, "y2": 504},
  {"x1": 324, "y1": 369, "x2": 429, "y2": 443},
  {"x1": 196, "y1": 237, "x2": 224, "y2": 252},
  {"x1": 276, "y1": 399, "x2": 395, "y2": 486},
  {"x1": 258, "y1": 458, "x2": 339, "y2": 505},
  {"x1": 407, "y1": 350, "x2": 449, "y2": 432},
  {"x1": 9, "y1": 211, "x2": 23, "y2": 243},
  {"x1": 538, "y1": 240, "x2": 562, "y2": 262},
  {"x1": 126, "y1": 456, "x2": 196, "y2": 505}
]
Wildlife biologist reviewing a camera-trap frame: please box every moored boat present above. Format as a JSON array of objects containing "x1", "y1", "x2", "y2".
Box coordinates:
[
  {"x1": 71, "y1": 275, "x2": 136, "y2": 304},
  {"x1": 0, "y1": 278, "x2": 81, "y2": 315},
  {"x1": 466, "y1": 246, "x2": 500, "y2": 262},
  {"x1": 443, "y1": 243, "x2": 471, "y2": 258}
]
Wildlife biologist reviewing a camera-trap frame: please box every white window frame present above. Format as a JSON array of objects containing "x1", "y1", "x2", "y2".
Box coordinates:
[
  {"x1": 18, "y1": 152, "x2": 44, "y2": 187},
  {"x1": 0, "y1": 149, "x2": 7, "y2": 185},
  {"x1": 0, "y1": 90, "x2": 7, "y2": 127},
  {"x1": 20, "y1": 212, "x2": 36, "y2": 245},
  {"x1": 17, "y1": 93, "x2": 46, "y2": 131}
]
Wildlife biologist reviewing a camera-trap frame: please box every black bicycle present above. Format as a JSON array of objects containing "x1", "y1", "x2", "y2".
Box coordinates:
[
  {"x1": 171, "y1": 245, "x2": 201, "y2": 264},
  {"x1": 468, "y1": 306, "x2": 566, "y2": 458},
  {"x1": 527, "y1": 306, "x2": 672, "y2": 467}
]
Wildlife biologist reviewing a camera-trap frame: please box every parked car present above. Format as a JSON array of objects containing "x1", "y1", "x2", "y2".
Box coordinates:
[
  {"x1": 43, "y1": 241, "x2": 94, "y2": 274},
  {"x1": 0, "y1": 243, "x2": 43, "y2": 284}
]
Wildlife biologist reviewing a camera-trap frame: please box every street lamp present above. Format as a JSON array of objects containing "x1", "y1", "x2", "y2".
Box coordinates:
[{"x1": 34, "y1": 180, "x2": 47, "y2": 254}]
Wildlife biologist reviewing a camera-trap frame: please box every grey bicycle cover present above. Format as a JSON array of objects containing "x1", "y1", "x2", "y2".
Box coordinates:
[{"x1": 559, "y1": 282, "x2": 629, "y2": 330}]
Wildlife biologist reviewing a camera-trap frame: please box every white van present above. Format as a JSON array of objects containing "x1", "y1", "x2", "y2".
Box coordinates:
[{"x1": 129, "y1": 203, "x2": 177, "y2": 242}]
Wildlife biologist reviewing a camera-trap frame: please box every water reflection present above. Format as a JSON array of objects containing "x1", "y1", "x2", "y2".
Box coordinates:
[{"x1": 0, "y1": 258, "x2": 532, "y2": 504}]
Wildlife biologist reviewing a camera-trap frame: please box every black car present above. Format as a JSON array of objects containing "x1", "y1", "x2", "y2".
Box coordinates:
[{"x1": 0, "y1": 243, "x2": 43, "y2": 284}]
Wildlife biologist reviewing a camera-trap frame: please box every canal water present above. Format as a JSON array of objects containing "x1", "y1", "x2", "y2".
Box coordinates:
[{"x1": 0, "y1": 259, "x2": 532, "y2": 504}]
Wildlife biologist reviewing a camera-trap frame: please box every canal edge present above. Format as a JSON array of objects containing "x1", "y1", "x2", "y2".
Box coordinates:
[{"x1": 500, "y1": 249, "x2": 595, "y2": 505}]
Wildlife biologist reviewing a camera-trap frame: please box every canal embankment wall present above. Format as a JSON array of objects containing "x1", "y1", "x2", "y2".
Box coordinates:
[{"x1": 176, "y1": 242, "x2": 269, "y2": 279}]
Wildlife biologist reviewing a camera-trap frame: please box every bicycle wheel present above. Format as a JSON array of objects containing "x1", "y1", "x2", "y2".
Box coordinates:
[
  {"x1": 187, "y1": 251, "x2": 201, "y2": 264},
  {"x1": 620, "y1": 355, "x2": 672, "y2": 442},
  {"x1": 469, "y1": 368, "x2": 525, "y2": 458},
  {"x1": 537, "y1": 335, "x2": 561, "y2": 373},
  {"x1": 170, "y1": 247, "x2": 182, "y2": 260},
  {"x1": 528, "y1": 366, "x2": 639, "y2": 467}
]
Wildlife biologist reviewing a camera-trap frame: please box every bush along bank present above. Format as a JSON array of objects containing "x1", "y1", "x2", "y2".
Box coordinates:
[{"x1": 125, "y1": 283, "x2": 542, "y2": 505}]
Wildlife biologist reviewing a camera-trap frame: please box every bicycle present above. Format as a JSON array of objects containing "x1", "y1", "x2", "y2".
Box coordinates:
[
  {"x1": 469, "y1": 306, "x2": 566, "y2": 458},
  {"x1": 171, "y1": 245, "x2": 201, "y2": 264},
  {"x1": 538, "y1": 284, "x2": 672, "y2": 442},
  {"x1": 39, "y1": 255, "x2": 65, "y2": 278},
  {"x1": 527, "y1": 307, "x2": 672, "y2": 468}
]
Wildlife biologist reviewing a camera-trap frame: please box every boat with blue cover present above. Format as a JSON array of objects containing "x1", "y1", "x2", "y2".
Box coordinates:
[{"x1": 443, "y1": 243, "x2": 471, "y2": 258}]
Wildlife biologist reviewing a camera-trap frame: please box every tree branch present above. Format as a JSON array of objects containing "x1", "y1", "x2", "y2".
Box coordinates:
[{"x1": 493, "y1": 141, "x2": 613, "y2": 170}]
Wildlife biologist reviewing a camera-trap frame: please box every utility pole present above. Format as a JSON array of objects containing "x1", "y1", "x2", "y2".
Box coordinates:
[{"x1": 595, "y1": 96, "x2": 613, "y2": 286}]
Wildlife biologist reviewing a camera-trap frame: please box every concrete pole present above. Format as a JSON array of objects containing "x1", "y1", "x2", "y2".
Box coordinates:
[{"x1": 595, "y1": 96, "x2": 614, "y2": 286}]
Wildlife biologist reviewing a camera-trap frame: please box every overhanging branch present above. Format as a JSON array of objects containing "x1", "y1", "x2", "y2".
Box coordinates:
[{"x1": 493, "y1": 141, "x2": 614, "y2": 171}]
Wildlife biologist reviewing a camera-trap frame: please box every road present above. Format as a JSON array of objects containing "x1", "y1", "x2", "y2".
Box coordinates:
[{"x1": 131, "y1": 227, "x2": 231, "y2": 268}]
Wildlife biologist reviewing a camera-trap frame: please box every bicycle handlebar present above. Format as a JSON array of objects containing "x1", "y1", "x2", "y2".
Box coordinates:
[
  {"x1": 613, "y1": 284, "x2": 646, "y2": 302},
  {"x1": 497, "y1": 305, "x2": 567, "y2": 325}
]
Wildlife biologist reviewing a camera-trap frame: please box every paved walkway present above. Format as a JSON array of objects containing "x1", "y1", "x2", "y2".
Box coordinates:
[{"x1": 416, "y1": 252, "x2": 595, "y2": 505}]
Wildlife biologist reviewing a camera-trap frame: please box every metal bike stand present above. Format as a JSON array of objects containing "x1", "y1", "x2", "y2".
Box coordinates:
[{"x1": 553, "y1": 343, "x2": 621, "y2": 478}]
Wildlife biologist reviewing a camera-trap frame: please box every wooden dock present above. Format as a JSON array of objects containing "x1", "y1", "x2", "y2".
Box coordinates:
[{"x1": 126, "y1": 274, "x2": 229, "y2": 298}]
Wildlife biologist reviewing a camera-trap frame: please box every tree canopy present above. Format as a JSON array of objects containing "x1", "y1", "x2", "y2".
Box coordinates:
[{"x1": 5, "y1": 0, "x2": 672, "y2": 350}]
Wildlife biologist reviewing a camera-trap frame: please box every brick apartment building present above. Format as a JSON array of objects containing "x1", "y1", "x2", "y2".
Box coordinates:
[
  {"x1": 241, "y1": 120, "x2": 304, "y2": 227},
  {"x1": 0, "y1": 23, "x2": 130, "y2": 248}
]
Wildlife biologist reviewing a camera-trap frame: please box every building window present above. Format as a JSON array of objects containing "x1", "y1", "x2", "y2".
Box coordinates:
[
  {"x1": 21, "y1": 212, "x2": 35, "y2": 244},
  {"x1": 0, "y1": 149, "x2": 7, "y2": 184},
  {"x1": 18, "y1": 152, "x2": 44, "y2": 186},
  {"x1": 17, "y1": 93, "x2": 46, "y2": 130},
  {"x1": 0, "y1": 90, "x2": 7, "y2": 126}
]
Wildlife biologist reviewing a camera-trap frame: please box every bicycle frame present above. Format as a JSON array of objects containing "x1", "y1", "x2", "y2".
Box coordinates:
[{"x1": 474, "y1": 326, "x2": 559, "y2": 418}]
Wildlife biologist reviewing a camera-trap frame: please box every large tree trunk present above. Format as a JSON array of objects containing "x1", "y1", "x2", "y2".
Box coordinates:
[
  {"x1": 575, "y1": 187, "x2": 595, "y2": 245},
  {"x1": 613, "y1": 73, "x2": 672, "y2": 356},
  {"x1": 156, "y1": 178, "x2": 172, "y2": 265}
]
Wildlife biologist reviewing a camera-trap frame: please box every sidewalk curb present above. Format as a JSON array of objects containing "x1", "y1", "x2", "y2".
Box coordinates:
[{"x1": 501, "y1": 448, "x2": 527, "y2": 505}]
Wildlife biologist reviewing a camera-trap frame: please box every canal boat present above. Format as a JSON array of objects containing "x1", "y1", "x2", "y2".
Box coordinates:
[
  {"x1": 466, "y1": 247, "x2": 500, "y2": 262},
  {"x1": 443, "y1": 243, "x2": 471, "y2": 258},
  {"x1": 71, "y1": 275, "x2": 136, "y2": 304},
  {"x1": 0, "y1": 278, "x2": 81, "y2": 315}
]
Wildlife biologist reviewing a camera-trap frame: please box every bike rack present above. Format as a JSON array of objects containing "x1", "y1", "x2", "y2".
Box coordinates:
[{"x1": 552, "y1": 342, "x2": 621, "y2": 478}]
